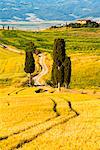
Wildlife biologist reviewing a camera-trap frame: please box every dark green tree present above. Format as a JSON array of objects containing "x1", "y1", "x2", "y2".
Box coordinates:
[
  {"x1": 52, "y1": 38, "x2": 65, "y2": 90},
  {"x1": 82, "y1": 21, "x2": 99, "y2": 28},
  {"x1": 24, "y1": 51, "x2": 35, "y2": 87},
  {"x1": 52, "y1": 38, "x2": 71, "y2": 90},
  {"x1": 51, "y1": 63, "x2": 58, "y2": 86},
  {"x1": 53, "y1": 38, "x2": 65, "y2": 63},
  {"x1": 64, "y1": 57, "x2": 71, "y2": 88},
  {"x1": 25, "y1": 42, "x2": 36, "y2": 52},
  {"x1": 57, "y1": 64, "x2": 64, "y2": 90},
  {"x1": 8, "y1": 26, "x2": 10, "y2": 30},
  {"x1": 51, "y1": 63, "x2": 64, "y2": 88},
  {"x1": 68, "y1": 23, "x2": 81, "y2": 28}
]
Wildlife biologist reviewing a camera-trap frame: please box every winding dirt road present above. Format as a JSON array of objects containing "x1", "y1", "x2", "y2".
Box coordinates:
[{"x1": 33, "y1": 53, "x2": 48, "y2": 86}]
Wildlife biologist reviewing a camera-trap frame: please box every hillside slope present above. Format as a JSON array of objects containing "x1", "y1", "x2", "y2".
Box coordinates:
[{"x1": 0, "y1": 28, "x2": 100, "y2": 88}]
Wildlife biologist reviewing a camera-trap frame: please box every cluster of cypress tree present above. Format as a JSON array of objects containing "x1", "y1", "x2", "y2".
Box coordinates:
[{"x1": 51, "y1": 38, "x2": 71, "y2": 89}]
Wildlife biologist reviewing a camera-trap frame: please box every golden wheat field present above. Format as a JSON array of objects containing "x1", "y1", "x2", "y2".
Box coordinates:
[
  {"x1": 0, "y1": 47, "x2": 40, "y2": 87},
  {"x1": 44, "y1": 52, "x2": 100, "y2": 89},
  {"x1": 0, "y1": 44, "x2": 100, "y2": 150},
  {"x1": 0, "y1": 92, "x2": 100, "y2": 150}
]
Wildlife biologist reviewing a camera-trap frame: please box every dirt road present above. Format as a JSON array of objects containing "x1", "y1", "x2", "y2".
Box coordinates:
[
  {"x1": 0, "y1": 44, "x2": 24, "y2": 54},
  {"x1": 33, "y1": 53, "x2": 48, "y2": 86}
]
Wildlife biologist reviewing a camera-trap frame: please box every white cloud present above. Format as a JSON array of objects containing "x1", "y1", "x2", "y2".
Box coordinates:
[
  {"x1": 83, "y1": 0, "x2": 92, "y2": 4},
  {"x1": 82, "y1": 8, "x2": 91, "y2": 11},
  {"x1": 25, "y1": 13, "x2": 44, "y2": 22},
  {"x1": 2, "y1": 8, "x2": 9, "y2": 11},
  {"x1": 34, "y1": 7, "x2": 39, "y2": 10},
  {"x1": 69, "y1": 13, "x2": 79, "y2": 19},
  {"x1": 93, "y1": 18, "x2": 100, "y2": 23},
  {"x1": 6, "y1": 2, "x2": 15, "y2": 6},
  {"x1": 69, "y1": 0, "x2": 79, "y2": 4},
  {"x1": 80, "y1": 17, "x2": 100, "y2": 23},
  {"x1": 12, "y1": 7, "x2": 20, "y2": 11},
  {"x1": 20, "y1": 2, "x2": 32, "y2": 5},
  {"x1": 88, "y1": 17, "x2": 100, "y2": 23},
  {"x1": 13, "y1": 16, "x2": 22, "y2": 20}
]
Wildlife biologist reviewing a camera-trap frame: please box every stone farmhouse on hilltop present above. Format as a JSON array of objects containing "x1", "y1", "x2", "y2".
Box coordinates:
[{"x1": 77, "y1": 19, "x2": 91, "y2": 24}]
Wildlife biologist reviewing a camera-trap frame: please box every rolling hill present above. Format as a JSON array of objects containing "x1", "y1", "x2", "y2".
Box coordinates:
[{"x1": 0, "y1": 28, "x2": 100, "y2": 88}]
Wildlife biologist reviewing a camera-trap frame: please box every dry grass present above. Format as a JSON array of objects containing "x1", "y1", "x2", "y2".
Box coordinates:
[
  {"x1": 22, "y1": 99, "x2": 99, "y2": 150},
  {"x1": 0, "y1": 47, "x2": 40, "y2": 87},
  {"x1": 44, "y1": 52, "x2": 100, "y2": 89},
  {"x1": 0, "y1": 92, "x2": 99, "y2": 150}
]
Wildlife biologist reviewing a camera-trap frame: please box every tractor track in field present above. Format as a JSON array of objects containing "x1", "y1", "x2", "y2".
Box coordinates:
[
  {"x1": 0, "y1": 98, "x2": 60, "y2": 141},
  {"x1": 11, "y1": 114, "x2": 77, "y2": 150},
  {"x1": 7, "y1": 88, "x2": 26, "y2": 96},
  {"x1": 0, "y1": 98, "x2": 59, "y2": 142},
  {"x1": 0, "y1": 99, "x2": 79, "y2": 150},
  {"x1": 0, "y1": 116, "x2": 57, "y2": 141}
]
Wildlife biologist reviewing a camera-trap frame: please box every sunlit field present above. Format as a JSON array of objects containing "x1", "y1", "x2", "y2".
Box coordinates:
[
  {"x1": 0, "y1": 47, "x2": 100, "y2": 89},
  {"x1": 44, "y1": 53, "x2": 100, "y2": 89},
  {"x1": 0, "y1": 47, "x2": 40, "y2": 87},
  {"x1": 0, "y1": 92, "x2": 100, "y2": 150},
  {"x1": 0, "y1": 47, "x2": 25, "y2": 86},
  {"x1": 0, "y1": 27, "x2": 100, "y2": 150},
  {"x1": 0, "y1": 27, "x2": 100, "y2": 88}
]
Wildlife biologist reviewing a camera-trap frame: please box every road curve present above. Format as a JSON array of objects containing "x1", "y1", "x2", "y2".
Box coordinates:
[{"x1": 33, "y1": 53, "x2": 48, "y2": 86}]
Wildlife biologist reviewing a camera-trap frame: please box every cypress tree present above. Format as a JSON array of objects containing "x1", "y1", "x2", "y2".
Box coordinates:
[
  {"x1": 52, "y1": 38, "x2": 65, "y2": 90},
  {"x1": 8, "y1": 26, "x2": 9, "y2": 30},
  {"x1": 64, "y1": 57, "x2": 71, "y2": 88},
  {"x1": 53, "y1": 38, "x2": 65, "y2": 63},
  {"x1": 26, "y1": 42, "x2": 36, "y2": 52},
  {"x1": 24, "y1": 51, "x2": 35, "y2": 86},
  {"x1": 52, "y1": 38, "x2": 71, "y2": 90},
  {"x1": 57, "y1": 64, "x2": 64, "y2": 90},
  {"x1": 51, "y1": 63, "x2": 58, "y2": 86}
]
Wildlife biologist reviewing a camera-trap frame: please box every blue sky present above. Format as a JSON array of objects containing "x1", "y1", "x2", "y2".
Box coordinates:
[{"x1": 0, "y1": 0, "x2": 100, "y2": 22}]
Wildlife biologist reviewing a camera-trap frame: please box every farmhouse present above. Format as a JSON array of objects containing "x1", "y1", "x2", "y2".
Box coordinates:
[{"x1": 77, "y1": 19, "x2": 91, "y2": 24}]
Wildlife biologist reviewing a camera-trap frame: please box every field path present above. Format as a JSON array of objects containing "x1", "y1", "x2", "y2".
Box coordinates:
[
  {"x1": 0, "y1": 44, "x2": 24, "y2": 54},
  {"x1": 33, "y1": 53, "x2": 48, "y2": 86}
]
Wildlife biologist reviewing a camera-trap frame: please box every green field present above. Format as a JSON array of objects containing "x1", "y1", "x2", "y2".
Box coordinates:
[
  {"x1": 0, "y1": 27, "x2": 100, "y2": 54},
  {"x1": 0, "y1": 28, "x2": 100, "y2": 89}
]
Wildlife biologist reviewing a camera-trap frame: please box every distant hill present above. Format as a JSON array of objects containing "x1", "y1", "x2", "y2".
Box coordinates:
[{"x1": 0, "y1": 0, "x2": 100, "y2": 22}]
